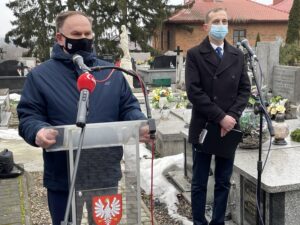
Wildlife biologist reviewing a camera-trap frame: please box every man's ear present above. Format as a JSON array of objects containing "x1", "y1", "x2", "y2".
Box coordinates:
[
  {"x1": 203, "y1": 24, "x2": 209, "y2": 32},
  {"x1": 56, "y1": 33, "x2": 64, "y2": 45}
]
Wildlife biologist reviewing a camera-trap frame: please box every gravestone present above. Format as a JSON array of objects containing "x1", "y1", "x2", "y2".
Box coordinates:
[
  {"x1": 152, "y1": 55, "x2": 176, "y2": 69},
  {"x1": 137, "y1": 68, "x2": 176, "y2": 86},
  {"x1": 0, "y1": 76, "x2": 26, "y2": 93},
  {"x1": 0, "y1": 60, "x2": 20, "y2": 76},
  {"x1": 256, "y1": 40, "x2": 281, "y2": 89},
  {"x1": 173, "y1": 46, "x2": 185, "y2": 90},
  {"x1": 154, "y1": 109, "x2": 186, "y2": 157},
  {"x1": 272, "y1": 65, "x2": 300, "y2": 104},
  {"x1": 174, "y1": 46, "x2": 183, "y2": 82},
  {"x1": 241, "y1": 178, "x2": 265, "y2": 225},
  {"x1": 0, "y1": 88, "x2": 11, "y2": 127},
  {"x1": 130, "y1": 52, "x2": 151, "y2": 64},
  {"x1": 231, "y1": 119, "x2": 300, "y2": 225}
]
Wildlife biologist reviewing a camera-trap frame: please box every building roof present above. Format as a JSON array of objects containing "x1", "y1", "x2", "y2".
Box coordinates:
[
  {"x1": 270, "y1": 0, "x2": 293, "y2": 13},
  {"x1": 167, "y1": 0, "x2": 289, "y2": 24}
]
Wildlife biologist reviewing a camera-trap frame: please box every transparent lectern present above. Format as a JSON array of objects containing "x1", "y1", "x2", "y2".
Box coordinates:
[{"x1": 47, "y1": 120, "x2": 148, "y2": 225}]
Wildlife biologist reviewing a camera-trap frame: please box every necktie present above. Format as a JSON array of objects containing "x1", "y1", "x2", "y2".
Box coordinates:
[{"x1": 215, "y1": 47, "x2": 223, "y2": 59}]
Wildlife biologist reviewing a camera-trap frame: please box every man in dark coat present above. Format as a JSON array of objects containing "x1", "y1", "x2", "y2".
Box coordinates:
[
  {"x1": 17, "y1": 11, "x2": 150, "y2": 225},
  {"x1": 185, "y1": 8, "x2": 251, "y2": 225}
]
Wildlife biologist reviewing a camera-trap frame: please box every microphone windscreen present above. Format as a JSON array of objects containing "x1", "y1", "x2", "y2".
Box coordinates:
[
  {"x1": 241, "y1": 39, "x2": 249, "y2": 47},
  {"x1": 77, "y1": 72, "x2": 96, "y2": 92},
  {"x1": 72, "y1": 54, "x2": 83, "y2": 64}
]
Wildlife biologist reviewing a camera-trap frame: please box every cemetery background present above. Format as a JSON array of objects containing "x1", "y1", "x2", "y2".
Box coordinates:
[
  {"x1": 1, "y1": 37, "x2": 300, "y2": 225},
  {"x1": 1, "y1": 1, "x2": 300, "y2": 224}
]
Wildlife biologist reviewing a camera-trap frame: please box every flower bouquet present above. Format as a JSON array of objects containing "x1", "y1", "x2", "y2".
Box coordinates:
[
  {"x1": 151, "y1": 87, "x2": 174, "y2": 109},
  {"x1": 267, "y1": 95, "x2": 287, "y2": 119}
]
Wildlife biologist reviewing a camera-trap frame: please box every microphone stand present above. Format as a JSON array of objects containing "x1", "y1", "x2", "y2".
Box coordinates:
[
  {"x1": 61, "y1": 126, "x2": 86, "y2": 225},
  {"x1": 248, "y1": 56, "x2": 274, "y2": 225}
]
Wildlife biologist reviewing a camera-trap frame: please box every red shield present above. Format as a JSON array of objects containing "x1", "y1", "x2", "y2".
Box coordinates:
[{"x1": 93, "y1": 194, "x2": 122, "y2": 225}]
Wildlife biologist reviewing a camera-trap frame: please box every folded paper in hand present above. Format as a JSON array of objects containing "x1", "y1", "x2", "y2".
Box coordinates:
[{"x1": 197, "y1": 123, "x2": 242, "y2": 159}]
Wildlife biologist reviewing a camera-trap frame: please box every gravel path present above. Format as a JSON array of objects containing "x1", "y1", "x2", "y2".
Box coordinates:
[
  {"x1": 28, "y1": 172, "x2": 193, "y2": 225},
  {"x1": 142, "y1": 191, "x2": 192, "y2": 225},
  {"x1": 29, "y1": 172, "x2": 52, "y2": 225}
]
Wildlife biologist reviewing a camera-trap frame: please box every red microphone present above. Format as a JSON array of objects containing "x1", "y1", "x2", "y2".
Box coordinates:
[
  {"x1": 77, "y1": 72, "x2": 96, "y2": 92},
  {"x1": 76, "y1": 72, "x2": 96, "y2": 128}
]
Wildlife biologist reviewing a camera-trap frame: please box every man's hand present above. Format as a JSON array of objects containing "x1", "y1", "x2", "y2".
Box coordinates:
[
  {"x1": 220, "y1": 115, "x2": 236, "y2": 136},
  {"x1": 35, "y1": 128, "x2": 58, "y2": 149},
  {"x1": 220, "y1": 127, "x2": 229, "y2": 137},
  {"x1": 139, "y1": 125, "x2": 152, "y2": 143}
]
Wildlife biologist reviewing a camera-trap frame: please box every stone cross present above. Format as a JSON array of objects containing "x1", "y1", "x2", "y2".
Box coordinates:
[
  {"x1": 120, "y1": 25, "x2": 133, "y2": 88},
  {"x1": 0, "y1": 48, "x2": 6, "y2": 60},
  {"x1": 174, "y1": 46, "x2": 183, "y2": 56},
  {"x1": 174, "y1": 46, "x2": 185, "y2": 90}
]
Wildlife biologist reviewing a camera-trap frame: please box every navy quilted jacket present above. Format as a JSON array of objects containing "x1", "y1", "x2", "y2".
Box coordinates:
[{"x1": 17, "y1": 44, "x2": 145, "y2": 190}]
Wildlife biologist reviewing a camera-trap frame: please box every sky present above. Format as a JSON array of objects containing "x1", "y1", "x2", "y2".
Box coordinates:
[{"x1": 0, "y1": 0, "x2": 273, "y2": 38}]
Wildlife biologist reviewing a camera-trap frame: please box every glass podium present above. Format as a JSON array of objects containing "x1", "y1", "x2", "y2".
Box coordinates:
[{"x1": 47, "y1": 120, "x2": 148, "y2": 225}]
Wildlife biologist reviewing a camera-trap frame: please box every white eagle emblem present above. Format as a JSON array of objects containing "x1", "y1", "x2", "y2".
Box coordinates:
[{"x1": 93, "y1": 194, "x2": 122, "y2": 225}]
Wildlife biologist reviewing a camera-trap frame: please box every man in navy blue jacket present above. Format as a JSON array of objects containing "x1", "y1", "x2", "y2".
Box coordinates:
[{"x1": 17, "y1": 11, "x2": 149, "y2": 225}]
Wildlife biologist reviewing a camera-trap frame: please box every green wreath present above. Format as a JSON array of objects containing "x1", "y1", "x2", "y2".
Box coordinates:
[{"x1": 291, "y1": 129, "x2": 300, "y2": 142}]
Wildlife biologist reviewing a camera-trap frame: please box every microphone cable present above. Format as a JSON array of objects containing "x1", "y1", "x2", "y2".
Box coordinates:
[
  {"x1": 256, "y1": 60, "x2": 273, "y2": 173},
  {"x1": 90, "y1": 65, "x2": 152, "y2": 119},
  {"x1": 94, "y1": 69, "x2": 116, "y2": 83}
]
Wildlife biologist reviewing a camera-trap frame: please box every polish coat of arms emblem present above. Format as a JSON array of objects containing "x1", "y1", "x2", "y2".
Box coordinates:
[{"x1": 93, "y1": 194, "x2": 122, "y2": 225}]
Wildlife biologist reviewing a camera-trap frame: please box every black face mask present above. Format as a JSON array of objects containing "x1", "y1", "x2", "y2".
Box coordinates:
[{"x1": 60, "y1": 33, "x2": 93, "y2": 54}]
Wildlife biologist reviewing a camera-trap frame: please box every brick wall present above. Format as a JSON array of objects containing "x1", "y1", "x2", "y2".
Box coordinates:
[{"x1": 154, "y1": 21, "x2": 287, "y2": 55}]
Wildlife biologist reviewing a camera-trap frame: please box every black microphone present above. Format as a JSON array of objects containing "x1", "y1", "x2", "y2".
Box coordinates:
[
  {"x1": 241, "y1": 39, "x2": 258, "y2": 61},
  {"x1": 72, "y1": 54, "x2": 91, "y2": 72}
]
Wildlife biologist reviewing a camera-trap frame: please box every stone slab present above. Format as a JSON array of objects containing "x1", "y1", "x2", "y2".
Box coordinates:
[
  {"x1": 256, "y1": 41, "x2": 280, "y2": 89},
  {"x1": 0, "y1": 174, "x2": 31, "y2": 225},
  {"x1": 0, "y1": 88, "x2": 10, "y2": 125},
  {"x1": 154, "y1": 109, "x2": 186, "y2": 156},
  {"x1": 234, "y1": 119, "x2": 300, "y2": 193},
  {"x1": 234, "y1": 147, "x2": 300, "y2": 193},
  {"x1": 0, "y1": 112, "x2": 11, "y2": 127},
  {"x1": 0, "y1": 88, "x2": 9, "y2": 96},
  {"x1": 0, "y1": 77, "x2": 26, "y2": 94},
  {"x1": 167, "y1": 170, "x2": 191, "y2": 192},
  {"x1": 133, "y1": 92, "x2": 146, "y2": 104},
  {"x1": 137, "y1": 68, "x2": 176, "y2": 85},
  {"x1": 272, "y1": 65, "x2": 300, "y2": 104},
  {"x1": 0, "y1": 139, "x2": 43, "y2": 172},
  {"x1": 167, "y1": 171, "x2": 237, "y2": 225}
]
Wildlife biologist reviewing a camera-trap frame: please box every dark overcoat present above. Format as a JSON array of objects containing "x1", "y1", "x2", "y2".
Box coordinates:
[{"x1": 185, "y1": 37, "x2": 251, "y2": 143}]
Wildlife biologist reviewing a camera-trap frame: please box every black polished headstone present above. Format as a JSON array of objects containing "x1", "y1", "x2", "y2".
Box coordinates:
[
  {"x1": 152, "y1": 55, "x2": 176, "y2": 69},
  {"x1": 0, "y1": 60, "x2": 20, "y2": 76}
]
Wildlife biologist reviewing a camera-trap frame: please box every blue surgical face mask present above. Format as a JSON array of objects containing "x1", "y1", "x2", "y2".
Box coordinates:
[{"x1": 209, "y1": 24, "x2": 228, "y2": 40}]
